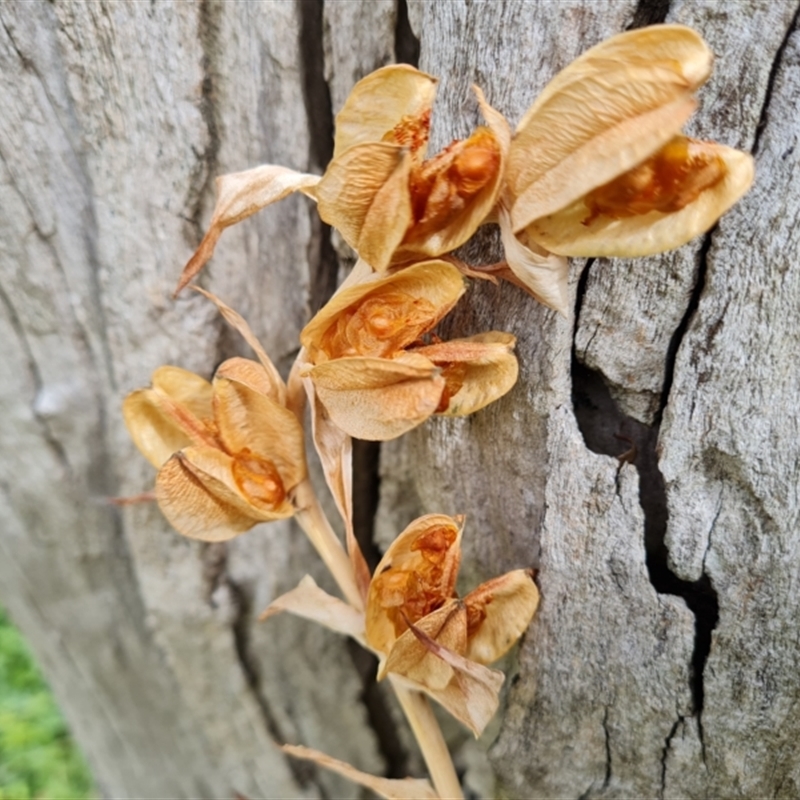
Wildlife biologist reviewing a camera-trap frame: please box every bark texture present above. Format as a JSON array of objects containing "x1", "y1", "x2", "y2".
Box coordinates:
[{"x1": 0, "y1": 1, "x2": 798, "y2": 798}]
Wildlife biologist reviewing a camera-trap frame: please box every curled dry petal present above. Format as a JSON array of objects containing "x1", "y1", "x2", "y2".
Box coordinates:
[
  {"x1": 315, "y1": 144, "x2": 413, "y2": 271},
  {"x1": 301, "y1": 260, "x2": 466, "y2": 364},
  {"x1": 176, "y1": 165, "x2": 320, "y2": 294},
  {"x1": 332, "y1": 64, "x2": 437, "y2": 160},
  {"x1": 508, "y1": 25, "x2": 713, "y2": 232},
  {"x1": 283, "y1": 745, "x2": 438, "y2": 800},
  {"x1": 366, "y1": 514, "x2": 463, "y2": 656},
  {"x1": 462, "y1": 569, "x2": 539, "y2": 665},
  {"x1": 156, "y1": 445, "x2": 293, "y2": 542},
  {"x1": 525, "y1": 140, "x2": 754, "y2": 257},
  {"x1": 123, "y1": 371, "x2": 214, "y2": 469},
  {"x1": 259, "y1": 575, "x2": 366, "y2": 646},
  {"x1": 412, "y1": 332, "x2": 519, "y2": 416},
  {"x1": 307, "y1": 353, "x2": 445, "y2": 442},
  {"x1": 498, "y1": 205, "x2": 570, "y2": 316},
  {"x1": 386, "y1": 611, "x2": 505, "y2": 737}
]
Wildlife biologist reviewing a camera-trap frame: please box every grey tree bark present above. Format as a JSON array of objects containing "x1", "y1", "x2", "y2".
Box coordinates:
[{"x1": 1, "y1": 1, "x2": 798, "y2": 798}]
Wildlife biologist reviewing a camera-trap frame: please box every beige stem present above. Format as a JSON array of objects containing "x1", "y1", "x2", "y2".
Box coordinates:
[
  {"x1": 390, "y1": 676, "x2": 464, "y2": 800},
  {"x1": 293, "y1": 478, "x2": 364, "y2": 611}
]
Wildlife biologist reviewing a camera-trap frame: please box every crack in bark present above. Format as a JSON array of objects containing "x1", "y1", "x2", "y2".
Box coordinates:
[
  {"x1": 571, "y1": 246, "x2": 720, "y2": 741},
  {"x1": 626, "y1": 0, "x2": 671, "y2": 30},
  {"x1": 752, "y1": 3, "x2": 800, "y2": 157},
  {"x1": 602, "y1": 706, "x2": 612, "y2": 790},
  {"x1": 186, "y1": 0, "x2": 222, "y2": 250},
  {"x1": 659, "y1": 716, "x2": 683, "y2": 799},
  {"x1": 395, "y1": 0, "x2": 420, "y2": 67}
]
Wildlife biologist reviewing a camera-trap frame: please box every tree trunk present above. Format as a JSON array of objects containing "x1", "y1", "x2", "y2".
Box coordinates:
[{"x1": 1, "y1": 1, "x2": 798, "y2": 798}]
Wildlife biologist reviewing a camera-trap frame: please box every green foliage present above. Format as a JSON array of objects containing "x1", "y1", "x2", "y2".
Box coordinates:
[{"x1": 0, "y1": 610, "x2": 94, "y2": 799}]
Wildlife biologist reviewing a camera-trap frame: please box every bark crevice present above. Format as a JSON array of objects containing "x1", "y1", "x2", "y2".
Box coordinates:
[
  {"x1": 752, "y1": 3, "x2": 800, "y2": 156},
  {"x1": 571, "y1": 243, "x2": 720, "y2": 728},
  {"x1": 394, "y1": 0, "x2": 420, "y2": 67}
]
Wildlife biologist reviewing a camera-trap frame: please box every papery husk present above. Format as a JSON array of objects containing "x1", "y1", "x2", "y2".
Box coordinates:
[
  {"x1": 498, "y1": 204, "x2": 570, "y2": 316},
  {"x1": 212, "y1": 376, "x2": 306, "y2": 493},
  {"x1": 301, "y1": 260, "x2": 466, "y2": 364},
  {"x1": 366, "y1": 514, "x2": 463, "y2": 655},
  {"x1": 283, "y1": 744, "x2": 439, "y2": 799},
  {"x1": 412, "y1": 332, "x2": 519, "y2": 417},
  {"x1": 508, "y1": 25, "x2": 713, "y2": 232},
  {"x1": 316, "y1": 144, "x2": 413, "y2": 272},
  {"x1": 155, "y1": 446, "x2": 293, "y2": 542},
  {"x1": 122, "y1": 367, "x2": 215, "y2": 468},
  {"x1": 332, "y1": 64, "x2": 438, "y2": 160},
  {"x1": 176, "y1": 165, "x2": 320, "y2": 293},
  {"x1": 392, "y1": 87, "x2": 510, "y2": 264},
  {"x1": 259, "y1": 575, "x2": 367, "y2": 646},
  {"x1": 463, "y1": 569, "x2": 539, "y2": 665},
  {"x1": 388, "y1": 622, "x2": 505, "y2": 738},
  {"x1": 379, "y1": 602, "x2": 467, "y2": 689},
  {"x1": 525, "y1": 143, "x2": 755, "y2": 257},
  {"x1": 307, "y1": 353, "x2": 445, "y2": 441},
  {"x1": 193, "y1": 287, "x2": 286, "y2": 405}
]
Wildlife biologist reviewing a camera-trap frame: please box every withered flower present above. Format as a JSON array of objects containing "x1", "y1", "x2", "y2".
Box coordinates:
[
  {"x1": 175, "y1": 66, "x2": 507, "y2": 291},
  {"x1": 123, "y1": 356, "x2": 305, "y2": 541},
  {"x1": 505, "y1": 24, "x2": 754, "y2": 260},
  {"x1": 365, "y1": 514, "x2": 539, "y2": 736},
  {"x1": 299, "y1": 260, "x2": 518, "y2": 440},
  {"x1": 316, "y1": 64, "x2": 508, "y2": 270}
]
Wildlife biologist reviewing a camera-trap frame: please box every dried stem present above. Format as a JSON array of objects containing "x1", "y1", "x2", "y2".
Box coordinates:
[
  {"x1": 293, "y1": 478, "x2": 364, "y2": 611},
  {"x1": 390, "y1": 676, "x2": 465, "y2": 800}
]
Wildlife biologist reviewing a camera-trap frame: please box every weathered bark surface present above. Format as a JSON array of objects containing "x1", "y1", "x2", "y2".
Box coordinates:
[{"x1": 1, "y1": 1, "x2": 798, "y2": 798}]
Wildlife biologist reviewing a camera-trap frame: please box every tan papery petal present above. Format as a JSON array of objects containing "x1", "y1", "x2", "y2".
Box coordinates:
[
  {"x1": 213, "y1": 377, "x2": 306, "y2": 492},
  {"x1": 498, "y1": 204, "x2": 570, "y2": 315},
  {"x1": 525, "y1": 143, "x2": 754, "y2": 257},
  {"x1": 463, "y1": 569, "x2": 539, "y2": 665},
  {"x1": 308, "y1": 354, "x2": 445, "y2": 441},
  {"x1": 332, "y1": 64, "x2": 438, "y2": 159},
  {"x1": 176, "y1": 165, "x2": 320, "y2": 293},
  {"x1": 123, "y1": 367, "x2": 215, "y2": 468},
  {"x1": 380, "y1": 602, "x2": 468, "y2": 690},
  {"x1": 415, "y1": 332, "x2": 519, "y2": 417},
  {"x1": 301, "y1": 260, "x2": 466, "y2": 363},
  {"x1": 316, "y1": 143, "x2": 413, "y2": 272},
  {"x1": 259, "y1": 575, "x2": 367, "y2": 645},
  {"x1": 155, "y1": 448, "x2": 267, "y2": 541},
  {"x1": 388, "y1": 631, "x2": 504, "y2": 737},
  {"x1": 193, "y1": 287, "x2": 286, "y2": 404},
  {"x1": 393, "y1": 87, "x2": 510, "y2": 262},
  {"x1": 366, "y1": 514, "x2": 463, "y2": 655},
  {"x1": 508, "y1": 25, "x2": 713, "y2": 231},
  {"x1": 282, "y1": 745, "x2": 438, "y2": 799}
]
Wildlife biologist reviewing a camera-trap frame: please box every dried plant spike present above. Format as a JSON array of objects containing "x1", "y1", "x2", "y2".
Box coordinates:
[
  {"x1": 175, "y1": 165, "x2": 320, "y2": 294},
  {"x1": 282, "y1": 744, "x2": 439, "y2": 799},
  {"x1": 332, "y1": 64, "x2": 438, "y2": 160},
  {"x1": 508, "y1": 25, "x2": 713, "y2": 232}
]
